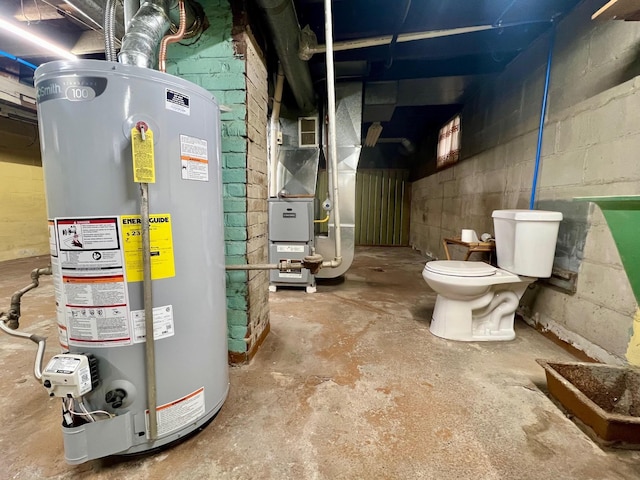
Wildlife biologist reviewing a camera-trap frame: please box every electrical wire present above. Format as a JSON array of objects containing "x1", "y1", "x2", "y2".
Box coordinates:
[
  {"x1": 20, "y1": 0, "x2": 42, "y2": 25},
  {"x1": 74, "y1": 401, "x2": 114, "y2": 420},
  {"x1": 63, "y1": 398, "x2": 114, "y2": 424}
]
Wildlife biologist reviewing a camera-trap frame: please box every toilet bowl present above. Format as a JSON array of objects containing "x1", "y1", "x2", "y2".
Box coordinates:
[
  {"x1": 423, "y1": 261, "x2": 535, "y2": 341},
  {"x1": 422, "y1": 209, "x2": 563, "y2": 342}
]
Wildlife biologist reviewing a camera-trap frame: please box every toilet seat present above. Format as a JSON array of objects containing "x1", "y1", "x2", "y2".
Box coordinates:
[{"x1": 426, "y1": 260, "x2": 496, "y2": 277}]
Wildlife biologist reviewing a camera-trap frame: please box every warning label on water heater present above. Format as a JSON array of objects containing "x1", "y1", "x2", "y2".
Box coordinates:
[
  {"x1": 146, "y1": 387, "x2": 205, "y2": 438},
  {"x1": 53, "y1": 217, "x2": 132, "y2": 348},
  {"x1": 130, "y1": 304, "x2": 174, "y2": 344},
  {"x1": 180, "y1": 134, "x2": 209, "y2": 182},
  {"x1": 166, "y1": 88, "x2": 190, "y2": 116}
]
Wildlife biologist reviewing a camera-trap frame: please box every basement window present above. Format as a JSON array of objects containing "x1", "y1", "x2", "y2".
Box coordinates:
[
  {"x1": 298, "y1": 117, "x2": 318, "y2": 147},
  {"x1": 437, "y1": 114, "x2": 461, "y2": 169}
]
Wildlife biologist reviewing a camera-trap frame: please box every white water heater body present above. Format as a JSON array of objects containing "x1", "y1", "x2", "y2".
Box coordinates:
[{"x1": 35, "y1": 59, "x2": 229, "y2": 464}]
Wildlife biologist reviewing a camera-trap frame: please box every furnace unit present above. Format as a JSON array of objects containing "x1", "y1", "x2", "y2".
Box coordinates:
[{"x1": 268, "y1": 198, "x2": 316, "y2": 293}]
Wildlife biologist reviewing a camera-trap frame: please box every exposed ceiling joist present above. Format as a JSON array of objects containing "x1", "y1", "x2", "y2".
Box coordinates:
[
  {"x1": 592, "y1": 0, "x2": 640, "y2": 20},
  {"x1": 13, "y1": 3, "x2": 64, "y2": 22}
]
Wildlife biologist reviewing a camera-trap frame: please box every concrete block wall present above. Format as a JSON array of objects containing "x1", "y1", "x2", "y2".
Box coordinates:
[
  {"x1": 168, "y1": 0, "x2": 269, "y2": 363},
  {"x1": 0, "y1": 118, "x2": 48, "y2": 261},
  {"x1": 410, "y1": 0, "x2": 640, "y2": 363}
]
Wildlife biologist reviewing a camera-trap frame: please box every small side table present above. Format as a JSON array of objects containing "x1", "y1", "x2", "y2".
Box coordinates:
[{"x1": 442, "y1": 237, "x2": 496, "y2": 261}]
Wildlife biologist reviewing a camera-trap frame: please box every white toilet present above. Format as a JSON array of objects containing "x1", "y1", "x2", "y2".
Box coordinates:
[{"x1": 422, "y1": 209, "x2": 563, "y2": 341}]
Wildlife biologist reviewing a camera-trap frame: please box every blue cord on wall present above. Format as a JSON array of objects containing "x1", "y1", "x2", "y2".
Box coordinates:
[
  {"x1": 0, "y1": 50, "x2": 37, "y2": 70},
  {"x1": 530, "y1": 25, "x2": 556, "y2": 210}
]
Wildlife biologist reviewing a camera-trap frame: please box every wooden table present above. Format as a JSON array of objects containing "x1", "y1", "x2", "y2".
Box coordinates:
[{"x1": 442, "y1": 237, "x2": 496, "y2": 261}]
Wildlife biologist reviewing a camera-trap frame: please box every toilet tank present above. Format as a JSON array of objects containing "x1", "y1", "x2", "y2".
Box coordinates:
[{"x1": 492, "y1": 210, "x2": 563, "y2": 278}]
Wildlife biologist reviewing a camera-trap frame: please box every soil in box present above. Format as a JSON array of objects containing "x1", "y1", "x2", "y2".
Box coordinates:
[{"x1": 538, "y1": 360, "x2": 640, "y2": 446}]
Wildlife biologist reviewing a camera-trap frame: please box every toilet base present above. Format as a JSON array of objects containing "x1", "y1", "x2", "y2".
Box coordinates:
[
  {"x1": 429, "y1": 322, "x2": 516, "y2": 342},
  {"x1": 429, "y1": 288, "x2": 525, "y2": 342}
]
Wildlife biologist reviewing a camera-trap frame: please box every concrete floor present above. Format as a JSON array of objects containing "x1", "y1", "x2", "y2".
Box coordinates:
[{"x1": 1, "y1": 247, "x2": 639, "y2": 479}]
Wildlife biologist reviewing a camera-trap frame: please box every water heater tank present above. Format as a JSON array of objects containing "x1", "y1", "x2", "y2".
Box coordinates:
[{"x1": 35, "y1": 60, "x2": 229, "y2": 463}]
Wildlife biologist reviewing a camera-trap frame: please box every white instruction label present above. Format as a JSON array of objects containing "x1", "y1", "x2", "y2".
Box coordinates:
[
  {"x1": 55, "y1": 216, "x2": 131, "y2": 347},
  {"x1": 166, "y1": 89, "x2": 190, "y2": 116},
  {"x1": 276, "y1": 245, "x2": 306, "y2": 253},
  {"x1": 48, "y1": 220, "x2": 58, "y2": 257},
  {"x1": 147, "y1": 387, "x2": 205, "y2": 438},
  {"x1": 78, "y1": 365, "x2": 91, "y2": 395},
  {"x1": 51, "y1": 256, "x2": 69, "y2": 351},
  {"x1": 45, "y1": 355, "x2": 80, "y2": 374},
  {"x1": 279, "y1": 272, "x2": 303, "y2": 279},
  {"x1": 180, "y1": 134, "x2": 209, "y2": 182},
  {"x1": 131, "y1": 305, "x2": 175, "y2": 343}
]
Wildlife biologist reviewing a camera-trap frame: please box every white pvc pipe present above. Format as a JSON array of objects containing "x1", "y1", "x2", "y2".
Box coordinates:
[
  {"x1": 303, "y1": 24, "x2": 494, "y2": 57},
  {"x1": 323, "y1": 0, "x2": 342, "y2": 267},
  {"x1": 269, "y1": 63, "x2": 285, "y2": 198}
]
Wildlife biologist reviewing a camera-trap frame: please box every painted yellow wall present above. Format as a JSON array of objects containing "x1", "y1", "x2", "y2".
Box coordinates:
[{"x1": 0, "y1": 117, "x2": 48, "y2": 262}]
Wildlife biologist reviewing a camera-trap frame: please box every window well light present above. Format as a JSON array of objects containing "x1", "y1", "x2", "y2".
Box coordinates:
[{"x1": 0, "y1": 16, "x2": 77, "y2": 61}]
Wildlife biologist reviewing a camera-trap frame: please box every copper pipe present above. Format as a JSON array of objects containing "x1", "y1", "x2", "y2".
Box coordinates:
[{"x1": 158, "y1": 0, "x2": 186, "y2": 73}]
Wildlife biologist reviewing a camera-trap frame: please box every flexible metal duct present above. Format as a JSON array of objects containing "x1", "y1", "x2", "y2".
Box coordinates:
[
  {"x1": 256, "y1": 0, "x2": 315, "y2": 113},
  {"x1": 118, "y1": 0, "x2": 203, "y2": 67},
  {"x1": 63, "y1": 0, "x2": 202, "y2": 67},
  {"x1": 118, "y1": 0, "x2": 172, "y2": 67}
]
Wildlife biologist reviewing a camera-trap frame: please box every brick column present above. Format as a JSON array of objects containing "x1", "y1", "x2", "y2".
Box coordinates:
[{"x1": 167, "y1": 0, "x2": 269, "y2": 363}]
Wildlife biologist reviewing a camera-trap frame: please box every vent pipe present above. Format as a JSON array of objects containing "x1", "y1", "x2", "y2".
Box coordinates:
[
  {"x1": 118, "y1": 0, "x2": 172, "y2": 67},
  {"x1": 256, "y1": 0, "x2": 316, "y2": 113}
]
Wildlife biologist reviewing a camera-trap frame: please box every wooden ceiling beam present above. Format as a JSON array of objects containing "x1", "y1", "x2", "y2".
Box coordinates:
[{"x1": 592, "y1": 0, "x2": 640, "y2": 21}]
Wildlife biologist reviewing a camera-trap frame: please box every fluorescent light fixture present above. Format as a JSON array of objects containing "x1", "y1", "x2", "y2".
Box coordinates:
[
  {"x1": 0, "y1": 16, "x2": 77, "y2": 61},
  {"x1": 364, "y1": 122, "x2": 383, "y2": 147}
]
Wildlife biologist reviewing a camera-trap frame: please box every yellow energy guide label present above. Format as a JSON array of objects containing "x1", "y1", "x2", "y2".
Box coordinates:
[{"x1": 121, "y1": 214, "x2": 175, "y2": 282}]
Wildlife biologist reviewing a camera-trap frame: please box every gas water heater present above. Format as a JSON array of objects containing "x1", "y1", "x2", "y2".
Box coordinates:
[{"x1": 35, "y1": 59, "x2": 229, "y2": 463}]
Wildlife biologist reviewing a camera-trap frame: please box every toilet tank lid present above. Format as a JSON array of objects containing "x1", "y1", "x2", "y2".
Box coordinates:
[
  {"x1": 426, "y1": 260, "x2": 496, "y2": 277},
  {"x1": 492, "y1": 209, "x2": 563, "y2": 221}
]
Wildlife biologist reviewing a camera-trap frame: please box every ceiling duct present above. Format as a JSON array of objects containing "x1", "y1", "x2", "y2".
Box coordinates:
[{"x1": 256, "y1": 0, "x2": 316, "y2": 113}]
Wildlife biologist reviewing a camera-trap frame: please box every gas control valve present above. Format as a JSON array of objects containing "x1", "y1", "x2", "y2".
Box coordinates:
[{"x1": 42, "y1": 353, "x2": 99, "y2": 398}]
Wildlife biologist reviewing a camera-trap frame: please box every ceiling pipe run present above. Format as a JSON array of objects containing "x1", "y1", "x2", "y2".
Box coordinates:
[
  {"x1": 299, "y1": 21, "x2": 551, "y2": 60},
  {"x1": 62, "y1": 0, "x2": 126, "y2": 39},
  {"x1": 256, "y1": 0, "x2": 316, "y2": 113}
]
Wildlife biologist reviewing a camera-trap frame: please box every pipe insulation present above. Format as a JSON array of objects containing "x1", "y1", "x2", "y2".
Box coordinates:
[
  {"x1": 269, "y1": 64, "x2": 285, "y2": 198},
  {"x1": 256, "y1": 0, "x2": 316, "y2": 113}
]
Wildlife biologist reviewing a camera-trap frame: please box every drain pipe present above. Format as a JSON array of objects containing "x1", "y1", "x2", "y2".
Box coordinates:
[
  {"x1": 269, "y1": 63, "x2": 285, "y2": 198},
  {"x1": 322, "y1": 0, "x2": 342, "y2": 269},
  {"x1": 529, "y1": 25, "x2": 555, "y2": 209}
]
